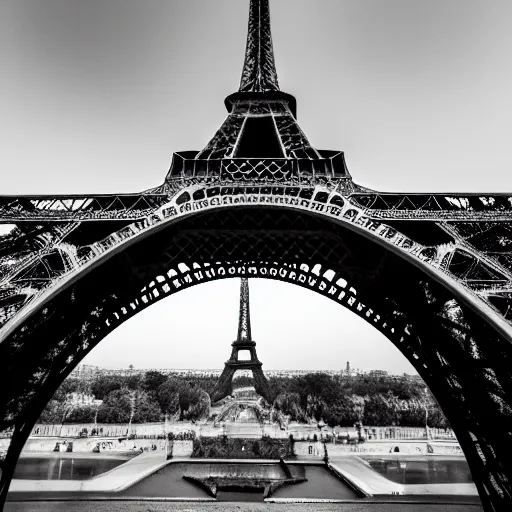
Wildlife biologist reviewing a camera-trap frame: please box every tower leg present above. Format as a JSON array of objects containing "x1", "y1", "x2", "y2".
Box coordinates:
[
  {"x1": 211, "y1": 366, "x2": 236, "y2": 403},
  {"x1": 0, "y1": 421, "x2": 32, "y2": 510},
  {"x1": 252, "y1": 366, "x2": 272, "y2": 403}
]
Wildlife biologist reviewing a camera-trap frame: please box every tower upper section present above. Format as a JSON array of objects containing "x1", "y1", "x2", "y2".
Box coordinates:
[
  {"x1": 235, "y1": 278, "x2": 254, "y2": 346},
  {"x1": 239, "y1": 0, "x2": 280, "y2": 93},
  {"x1": 164, "y1": 0, "x2": 354, "y2": 192}
]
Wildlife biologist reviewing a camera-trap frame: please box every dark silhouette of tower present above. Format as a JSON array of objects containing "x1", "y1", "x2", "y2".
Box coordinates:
[{"x1": 211, "y1": 278, "x2": 271, "y2": 403}]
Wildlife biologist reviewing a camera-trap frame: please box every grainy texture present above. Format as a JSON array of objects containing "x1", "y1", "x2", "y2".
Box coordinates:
[
  {"x1": 1, "y1": 1, "x2": 512, "y2": 511},
  {"x1": 3, "y1": 500, "x2": 484, "y2": 512}
]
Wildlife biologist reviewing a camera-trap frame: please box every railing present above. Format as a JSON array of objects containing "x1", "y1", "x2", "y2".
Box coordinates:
[
  {"x1": 352, "y1": 193, "x2": 512, "y2": 213},
  {"x1": 166, "y1": 152, "x2": 350, "y2": 186},
  {"x1": 362, "y1": 426, "x2": 456, "y2": 441},
  {"x1": 24, "y1": 423, "x2": 456, "y2": 442}
]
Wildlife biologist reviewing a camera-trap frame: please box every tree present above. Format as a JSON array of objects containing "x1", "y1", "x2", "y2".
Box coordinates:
[
  {"x1": 97, "y1": 389, "x2": 132, "y2": 423},
  {"x1": 57, "y1": 378, "x2": 81, "y2": 398},
  {"x1": 397, "y1": 398, "x2": 425, "y2": 427},
  {"x1": 66, "y1": 406, "x2": 97, "y2": 423},
  {"x1": 295, "y1": 373, "x2": 336, "y2": 408},
  {"x1": 232, "y1": 375, "x2": 255, "y2": 388},
  {"x1": 363, "y1": 394, "x2": 399, "y2": 426},
  {"x1": 428, "y1": 405, "x2": 450, "y2": 429},
  {"x1": 273, "y1": 392, "x2": 306, "y2": 422},
  {"x1": 157, "y1": 378, "x2": 182, "y2": 418},
  {"x1": 132, "y1": 391, "x2": 162, "y2": 423},
  {"x1": 125, "y1": 373, "x2": 142, "y2": 390},
  {"x1": 91, "y1": 375, "x2": 125, "y2": 401},
  {"x1": 181, "y1": 388, "x2": 211, "y2": 421},
  {"x1": 323, "y1": 396, "x2": 361, "y2": 427},
  {"x1": 305, "y1": 394, "x2": 327, "y2": 421},
  {"x1": 96, "y1": 388, "x2": 162, "y2": 423},
  {"x1": 142, "y1": 371, "x2": 168, "y2": 396}
]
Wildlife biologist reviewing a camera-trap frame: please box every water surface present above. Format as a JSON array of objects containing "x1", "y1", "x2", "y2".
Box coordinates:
[
  {"x1": 362, "y1": 456, "x2": 473, "y2": 485},
  {"x1": 121, "y1": 462, "x2": 358, "y2": 500},
  {"x1": 14, "y1": 454, "x2": 132, "y2": 481}
]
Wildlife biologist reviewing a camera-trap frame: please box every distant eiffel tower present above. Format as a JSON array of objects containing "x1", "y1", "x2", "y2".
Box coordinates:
[{"x1": 211, "y1": 278, "x2": 271, "y2": 403}]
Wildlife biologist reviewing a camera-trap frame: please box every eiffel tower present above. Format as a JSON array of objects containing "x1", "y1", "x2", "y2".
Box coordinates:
[
  {"x1": 1, "y1": 1, "x2": 512, "y2": 510},
  {"x1": 211, "y1": 278, "x2": 271, "y2": 403}
]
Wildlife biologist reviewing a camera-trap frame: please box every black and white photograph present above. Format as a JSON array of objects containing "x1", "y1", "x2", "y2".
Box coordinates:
[{"x1": 1, "y1": 1, "x2": 512, "y2": 511}]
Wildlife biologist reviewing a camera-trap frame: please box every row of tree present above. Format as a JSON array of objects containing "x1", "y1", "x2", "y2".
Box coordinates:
[
  {"x1": 268, "y1": 373, "x2": 449, "y2": 428},
  {"x1": 38, "y1": 370, "x2": 449, "y2": 428},
  {"x1": 40, "y1": 371, "x2": 214, "y2": 424}
]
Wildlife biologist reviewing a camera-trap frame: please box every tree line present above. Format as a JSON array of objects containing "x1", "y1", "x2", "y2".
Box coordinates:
[
  {"x1": 38, "y1": 370, "x2": 449, "y2": 428},
  {"x1": 268, "y1": 372, "x2": 449, "y2": 428}
]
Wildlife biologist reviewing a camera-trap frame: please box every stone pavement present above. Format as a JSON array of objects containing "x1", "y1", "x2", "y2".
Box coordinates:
[{"x1": 4, "y1": 500, "x2": 484, "y2": 512}]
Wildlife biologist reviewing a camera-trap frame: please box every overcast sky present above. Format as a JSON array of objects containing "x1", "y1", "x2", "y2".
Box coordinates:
[{"x1": 2, "y1": 0, "x2": 512, "y2": 373}]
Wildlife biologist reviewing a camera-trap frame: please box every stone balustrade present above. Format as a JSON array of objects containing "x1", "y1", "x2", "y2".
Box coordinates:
[{"x1": 9, "y1": 422, "x2": 457, "y2": 444}]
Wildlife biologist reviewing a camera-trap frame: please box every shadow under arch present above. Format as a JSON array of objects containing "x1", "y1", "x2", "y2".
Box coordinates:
[{"x1": 1, "y1": 206, "x2": 511, "y2": 510}]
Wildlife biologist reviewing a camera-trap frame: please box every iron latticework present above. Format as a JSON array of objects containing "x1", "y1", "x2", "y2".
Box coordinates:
[
  {"x1": 211, "y1": 278, "x2": 270, "y2": 403},
  {"x1": 239, "y1": 0, "x2": 279, "y2": 93},
  {"x1": 0, "y1": 1, "x2": 512, "y2": 510},
  {"x1": 236, "y1": 278, "x2": 253, "y2": 343}
]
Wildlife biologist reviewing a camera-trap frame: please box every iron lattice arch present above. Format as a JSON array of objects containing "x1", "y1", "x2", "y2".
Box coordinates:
[{"x1": 0, "y1": 208, "x2": 511, "y2": 509}]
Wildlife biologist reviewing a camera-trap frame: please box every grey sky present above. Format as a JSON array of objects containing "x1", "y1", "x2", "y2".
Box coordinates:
[
  {"x1": 1, "y1": 0, "x2": 511, "y2": 372},
  {"x1": 85, "y1": 278, "x2": 414, "y2": 373}
]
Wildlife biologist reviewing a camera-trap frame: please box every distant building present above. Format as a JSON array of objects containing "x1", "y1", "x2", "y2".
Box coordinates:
[
  {"x1": 368, "y1": 370, "x2": 389, "y2": 378},
  {"x1": 69, "y1": 364, "x2": 101, "y2": 380},
  {"x1": 66, "y1": 392, "x2": 102, "y2": 408},
  {"x1": 69, "y1": 364, "x2": 418, "y2": 381}
]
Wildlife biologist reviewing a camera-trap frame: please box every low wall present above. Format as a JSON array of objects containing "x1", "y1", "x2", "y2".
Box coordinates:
[
  {"x1": 30, "y1": 423, "x2": 168, "y2": 439},
  {"x1": 19, "y1": 439, "x2": 60, "y2": 453},
  {"x1": 171, "y1": 440, "x2": 194, "y2": 457},
  {"x1": 262, "y1": 424, "x2": 288, "y2": 439},
  {"x1": 293, "y1": 441, "x2": 324, "y2": 459},
  {"x1": 326, "y1": 441, "x2": 462, "y2": 456},
  {"x1": 328, "y1": 442, "x2": 427, "y2": 456},
  {"x1": 2, "y1": 421, "x2": 460, "y2": 459},
  {"x1": 18, "y1": 437, "x2": 167, "y2": 454},
  {"x1": 427, "y1": 442, "x2": 463, "y2": 455},
  {"x1": 166, "y1": 424, "x2": 202, "y2": 438},
  {"x1": 25, "y1": 422, "x2": 456, "y2": 442},
  {"x1": 363, "y1": 426, "x2": 456, "y2": 441},
  {"x1": 14, "y1": 437, "x2": 462, "y2": 457},
  {"x1": 4, "y1": 437, "x2": 463, "y2": 462}
]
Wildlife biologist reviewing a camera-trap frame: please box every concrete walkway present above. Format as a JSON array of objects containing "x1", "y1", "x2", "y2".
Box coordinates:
[
  {"x1": 329, "y1": 457, "x2": 403, "y2": 496},
  {"x1": 9, "y1": 452, "x2": 169, "y2": 493},
  {"x1": 329, "y1": 456, "x2": 479, "y2": 497},
  {"x1": 4, "y1": 501, "x2": 484, "y2": 512}
]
